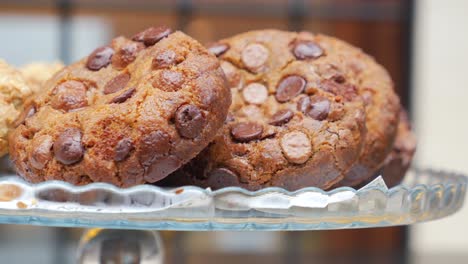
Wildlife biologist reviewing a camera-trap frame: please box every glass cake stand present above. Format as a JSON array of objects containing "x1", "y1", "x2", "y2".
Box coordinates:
[{"x1": 0, "y1": 168, "x2": 466, "y2": 263}]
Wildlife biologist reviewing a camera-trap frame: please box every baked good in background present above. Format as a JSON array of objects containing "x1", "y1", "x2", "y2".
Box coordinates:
[
  {"x1": 354, "y1": 110, "x2": 417, "y2": 189},
  {"x1": 0, "y1": 60, "x2": 34, "y2": 157},
  {"x1": 8, "y1": 26, "x2": 231, "y2": 187},
  {"x1": 332, "y1": 59, "x2": 401, "y2": 188},
  {"x1": 369, "y1": 110, "x2": 416, "y2": 188},
  {"x1": 161, "y1": 29, "x2": 384, "y2": 191},
  {"x1": 20, "y1": 62, "x2": 64, "y2": 94}
]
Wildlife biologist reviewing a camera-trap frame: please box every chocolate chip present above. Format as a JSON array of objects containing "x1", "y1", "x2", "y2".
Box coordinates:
[
  {"x1": 29, "y1": 135, "x2": 53, "y2": 170},
  {"x1": 241, "y1": 43, "x2": 269, "y2": 72},
  {"x1": 86, "y1": 46, "x2": 114, "y2": 71},
  {"x1": 132, "y1": 26, "x2": 172, "y2": 46},
  {"x1": 152, "y1": 70, "x2": 184, "y2": 92},
  {"x1": 275, "y1": 75, "x2": 306, "y2": 103},
  {"x1": 292, "y1": 41, "x2": 324, "y2": 60},
  {"x1": 53, "y1": 128, "x2": 84, "y2": 165},
  {"x1": 14, "y1": 104, "x2": 36, "y2": 127},
  {"x1": 145, "y1": 155, "x2": 182, "y2": 183},
  {"x1": 51, "y1": 80, "x2": 88, "y2": 112},
  {"x1": 298, "y1": 96, "x2": 330, "y2": 121},
  {"x1": 112, "y1": 42, "x2": 144, "y2": 69},
  {"x1": 175, "y1": 104, "x2": 205, "y2": 139},
  {"x1": 242, "y1": 83, "x2": 268, "y2": 105},
  {"x1": 269, "y1": 109, "x2": 294, "y2": 126},
  {"x1": 308, "y1": 97, "x2": 330, "y2": 121},
  {"x1": 104, "y1": 73, "x2": 131, "y2": 95},
  {"x1": 114, "y1": 138, "x2": 134, "y2": 162},
  {"x1": 207, "y1": 168, "x2": 239, "y2": 188},
  {"x1": 152, "y1": 50, "x2": 177, "y2": 69},
  {"x1": 319, "y1": 80, "x2": 358, "y2": 101},
  {"x1": 333, "y1": 75, "x2": 346, "y2": 83},
  {"x1": 207, "y1": 42, "x2": 229, "y2": 57},
  {"x1": 280, "y1": 131, "x2": 312, "y2": 164},
  {"x1": 109, "y1": 88, "x2": 136, "y2": 104},
  {"x1": 297, "y1": 96, "x2": 311, "y2": 113},
  {"x1": 231, "y1": 122, "x2": 263, "y2": 142},
  {"x1": 139, "y1": 130, "x2": 171, "y2": 166}
]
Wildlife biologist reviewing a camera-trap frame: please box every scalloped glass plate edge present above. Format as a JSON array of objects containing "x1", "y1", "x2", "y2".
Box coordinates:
[{"x1": 0, "y1": 168, "x2": 465, "y2": 231}]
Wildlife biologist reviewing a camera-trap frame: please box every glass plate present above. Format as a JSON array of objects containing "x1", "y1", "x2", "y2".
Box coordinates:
[{"x1": 0, "y1": 169, "x2": 465, "y2": 231}]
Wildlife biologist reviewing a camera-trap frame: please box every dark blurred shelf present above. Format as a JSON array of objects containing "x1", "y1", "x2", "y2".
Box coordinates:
[{"x1": 1, "y1": 0, "x2": 405, "y2": 21}]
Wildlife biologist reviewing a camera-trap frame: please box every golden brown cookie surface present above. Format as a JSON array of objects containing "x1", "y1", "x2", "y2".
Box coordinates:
[{"x1": 9, "y1": 27, "x2": 231, "y2": 187}]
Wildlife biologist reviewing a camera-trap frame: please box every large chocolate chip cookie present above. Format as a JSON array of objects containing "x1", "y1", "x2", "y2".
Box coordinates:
[
  {"x1": 9, "y1": 26, "x2": 231, "y2": 187},
  {"x1": 161, "y1": 30, "x2": 370, "y2": 191}
]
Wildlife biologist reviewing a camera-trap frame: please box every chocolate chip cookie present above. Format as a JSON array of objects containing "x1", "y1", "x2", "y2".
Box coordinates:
[
  {"x1": 327, "y1": 44, "x2": 400, "y2": 188},
  {"x1": 9, "y1": 26, "x2": 231, "y2": 187},
  {"x1": 161, "y1": 30, "x2": 370, "y2": 191},
  {"x1": 367, "y1": 110, "x2": 416, "y2": 188},
  {"x1": 0, "y1": 59, "x2": 34, "y2": 157}
]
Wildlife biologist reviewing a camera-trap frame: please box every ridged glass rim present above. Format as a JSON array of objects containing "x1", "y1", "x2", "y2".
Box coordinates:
[
  {"x1": 0, "y1": 168, "x2": 465, "y2": 230},
  {"x1": 0, "y1": 167, "x2": 463, "y2": 195}
]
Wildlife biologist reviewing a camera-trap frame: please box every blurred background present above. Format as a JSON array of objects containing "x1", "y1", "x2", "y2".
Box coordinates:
[{"x1": 0, "y1": 0, "x2": 467, "y2": 263}]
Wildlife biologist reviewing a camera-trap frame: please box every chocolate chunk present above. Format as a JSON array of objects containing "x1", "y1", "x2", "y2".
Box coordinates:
[
  {"x1": 298, "y1": 96, "x2": 330, "y2": 121},
  {"x1": 269, "y1": 109, "x2": 294, "y2": 126},
  {"x1": 242, "y1": 82, "x2": 268, "y2": 105},
  {"x1": 112, "y1": 42, "x2": 145, "y2": 69},
  {"x1": 153, "y1": 70, "x2": 184, "y2": 91},
  {"x1": 51, "y1": 80, "x2": 88, "y2": 112},
  {"x1": 207, "y1": 42, "x2": 229, "y2": 57},
  {"x1": 280, "y1": 131, "x2": 311, "y2": 164},
  {"x1": 319, "y1": 80, "x2": 358, "y2": 101},
  {"x1": 297, "y1": 96, "x2": 311, "y2": 113},
  {"x1": 207, "y1": 168, "x2": 240, "y2": 188},
  {"x1": 292, "y1": 41, "x2": 324, "y2": 60},
  {"x1": 139, "y1": 130, "x2": 171, "y2": 166},
  {"x1": 132, "y1": 26, "x2": 172, "y2": 46},
  {"x1": 104, "y1": 73, "x2": 131, "y2": 95},
  {"x1": 231, "y1": 122, "x2": 263, "y2": 142},
  {"x1": 86, "y1": 46, "x2": 114, "y2": 71},
  {"x1": 114, "y1": 138, "x2": 134, "y2": 162},
  {"x1": 152, "y1": 50, "x2": 177, "y2": 69},
  {"x1": 308, "y1": 97, "x2": 331, "y2": 121},
  {"x1": 145, "y1": 155, "x2": 182, "y2": 183},
  {"x1": 109, "y1": 88, "x2": 136, "y2": 104},
  {"x1": 175, "y1": 104, "x2": 205, "y2": 139},
  {"x1": 241, "y1": 43, "x2": 269, "y2": 72},
  {"x1": 333, "y1": 75, "x2": 346, "y2": 84},
  {"x1": 14, "y1": 103, "x2": 36, "y2": 127},
  {"x1": 112, "y1": 42, "x2": 144, "y2": 69},
  {"x1": 275, "y1": 75, "x2": 306, "y2": 102},
  {"x1": 29, "y1": 135, "x2": 53, "y2": 170},
  {"x1": 53, "y1": 128, "x2": 84, "y2": 165}
]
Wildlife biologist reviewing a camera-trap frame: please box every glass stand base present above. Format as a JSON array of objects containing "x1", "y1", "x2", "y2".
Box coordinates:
[{"x1": 76, "y1": 229, "x2": 164, "y2": 264}]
